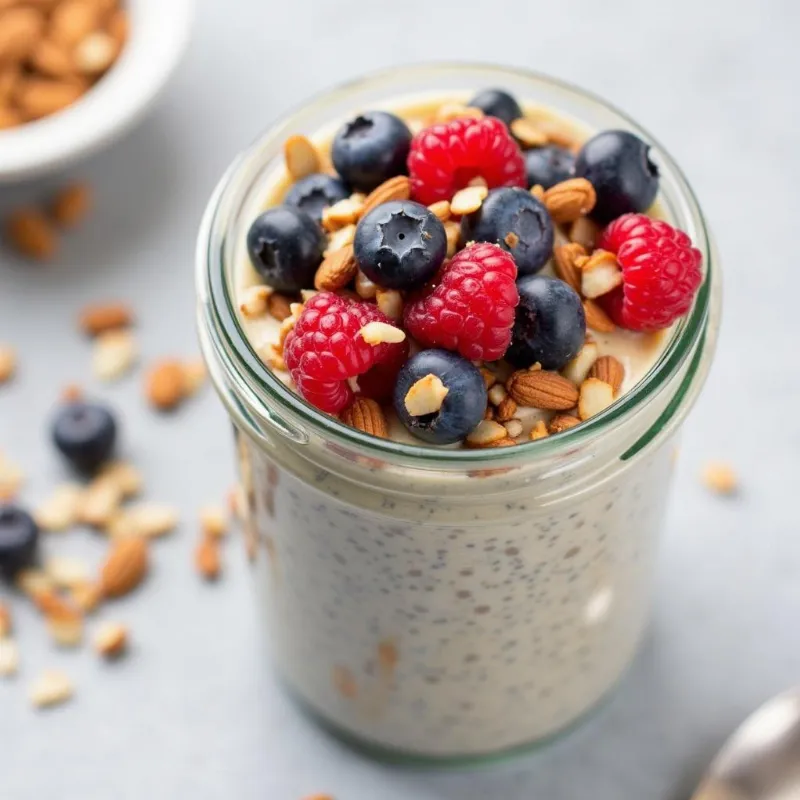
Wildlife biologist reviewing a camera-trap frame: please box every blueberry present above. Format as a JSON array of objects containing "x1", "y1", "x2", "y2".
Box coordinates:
[
  {"x1": 247, "y1": 206, "x2": 325, "y2": 293},
  {"x1": 394, "y1": 350, "x2": 487, "y2": 445},
  {"x1": 331, "y1": 111, "x2": 412, "y2": 193},
  {"x1": 524, "y1": 145, "x2": 575, "y2": 189},
  {"x1": 0, "y1": 505, "x2": 38, "y2": 579},
  {"x1": 574, "y1": 130, "x2": 659, "y2": 224},
  {"x1": 507, "y1": 275, "x2": 586, "y2": 370},
  {"x1": 468, "y1": 89, "x2": 522, "y2": 128},
  {"x1": 460, "y1": 187, "x2": 554, "y2": 276},
  {"x1": 284, "y1": 173, "x2": 350, "y2": 223},
  {"x1": 51, "y1": 400, "x2": 117, "y2": 474},
  {"x1": 354, "y1": 200, "x2": 446, "y2": 290}
]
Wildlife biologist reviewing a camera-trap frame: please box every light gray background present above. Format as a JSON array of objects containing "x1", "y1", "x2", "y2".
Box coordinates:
[{"x1": 1, "y1": 0, "x2": 799, "y2": 797}]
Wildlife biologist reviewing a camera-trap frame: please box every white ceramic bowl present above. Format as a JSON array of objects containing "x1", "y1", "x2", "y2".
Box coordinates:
[{"x1": 0, "y1": 0, "x2": 194, "y2": 183}]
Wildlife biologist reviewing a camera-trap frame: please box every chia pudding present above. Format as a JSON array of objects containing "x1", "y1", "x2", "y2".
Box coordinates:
[{"x1": 197, "y1": 66, "x2": 719, "y2": 759}]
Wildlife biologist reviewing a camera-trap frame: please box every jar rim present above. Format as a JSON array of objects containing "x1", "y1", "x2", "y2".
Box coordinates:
[{"x1": 197, "y1": 62, "x2": 715, "y2": 466}]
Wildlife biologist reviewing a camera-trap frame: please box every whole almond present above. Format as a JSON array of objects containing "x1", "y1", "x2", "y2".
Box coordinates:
[
  {"x1": 543, "y1": 178, "x2": 597, "y2": 224},
  {"x1": 361, "y1": 176, "x2": 411, "y2": 217},
  {"x1": 79, "y1": 301, "x2": 132, "y2": 336},
  {"x1": 195, "y1": 535, "x2": 221, "y2": 581},
  {"x1": 507, "y1": 369, "x2": 579, "y2": 410},
  {"x1": 589, "y1": 355, "x2": 625, "y2": 394},
  {"x1": 548, "y1": 414, "x2": 581, "y2": 434},
  {"x1": 553, "y1": 242, "x2": 586, "y2": 293},
  {"x1": 4, "y1": 208, "x2": 58, "y2": 260},
  {"x1": 99, "y1": 536, "x2": 148, "y2": 598},
  {"x1": 28, "y1": 38, "x2": 74, "y2": 78},
  {"x1": 0, "y1": 7, "x2": 44, "y2": 63},
  {"x1": 314, "y1": 243, "x2": 358, "y2": 291},
  {"x1": 340, "y1": 396, "x2": 388, "y2": 438},
  {"x1": 145, "y1": 359, "x2": 186, "y2": 410},
  {"x1": 52, "y1": 183, "x2": 93, "y2": 228},
  {"x1": 50, "y1": 0, "x2": 102, "y2": 47},
  {"x1": 583, "y1": 299, "x2": 616, "y2": 333}
]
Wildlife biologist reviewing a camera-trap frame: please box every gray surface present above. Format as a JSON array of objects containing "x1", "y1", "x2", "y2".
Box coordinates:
[{"x1": 1, "y1": 0, "x2": 799, "y2": 797}]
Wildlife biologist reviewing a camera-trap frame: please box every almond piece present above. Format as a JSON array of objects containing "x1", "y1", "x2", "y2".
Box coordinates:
[
  {"x1": 359, "y1": 321, "x2": 405, "y2": 346},
  {"x1": 0, "y1": 639, "x2": 18, "y2": 677},
  {"x1": 267, "y1": 293, "x2": 293, "y2": 322},
  {"x1": 510, "y1": 118, "x2": 548, "y2": 148},
  {"x1": 323, "y1": 224, "x2": 356, "y2": 256},
  {"x1": 99, "y1": 536, "x2": 148, "y2": 598},
  {"x1": 543, "y1": 178, "x2": 597, "y2": 224},
  {"x1": 569, "y1": 216, "x2": 600, "y2": 251},
  {"x1": 0, "y1": 454, "x2": 24, "y2": 501},
  {"x1": 16, "y1": 568, "x2": 54, "y2": 598},
  {"x1": 428, "y1": 200, "x2": 451, "y2": 222},
  {"x1": 50, "y1": 0, "x2": 102, "y2": 46},
  {"x1": 450, "y1": 185, "x2": 488, "y2": 216},
  {"x1": 465, "y1": 420, "x2": 508, "y2": 448},
  {"x1": 553, "y1": 242, "x2": 586, "y2": 294},
  {"x1": 537, "y1": 117, "x2": 581, "y2": 150},
  {"x1": 701, "y1": 462, "x2": 738, "y2": 496},
  {"x1": 483, "y1": 406, "x2": 495, "y2": 421},
  {"x1": 315, "y1": 243, "x2": 358, "y2": 291},
  {"x1": 354, "y1": 270, "x2": 377, "y2": 300},
  {"x1": 284, "y1": 134, "x2": 320, "y2": 180},
  {"x1": 45, "y1": 556, "x2": 89, "y2": 590},
  {"x1": 92, "y1": 329, "x2": 137, "y2": 381},
  {"x1": 436, "y1": 102, "x2": 484, "y2": 122},
  {"x1": 530, "y1": 184, "x2": 545, "y2": 201},
  {"x1": 200, "y1": 506, "x2": 228, "y2": 539},
  {"x1": 74, "y1": 30, "x2": 117, "y2": 75},
  {"x1": 94, "y1": 621, "x2": 127, "y2": 658},
  {"x1": 507, "y1": 370, "x2": 578, "y2": 410},
  {"x1": 562, "y1": 340, "x2": 599, "y2": 386},
  {"x1": 70, "y1": 581, "x2": 102, "y2": 613},
  {"x1": 578, "y1": 377, "x2": 615, "y2": 420},
  {"x1": 181, "y1": 361, "x2": 207, "y2": 396},
  {"x1": 107, "y1": 503, "x2": 178, "y2": 539},
  {"x1": 579, "y1": 249, "x2": 623, "y2": 299},
  {"x1": 480, "y1": 367, "x2": 497, "y2": 390},
  {"x1": 30, "y1": 670, "x2": 73, "y2": 708},
  {"x1": 589, "y1": 355, "x2": 624, "y2": 394},
  {"x1": 548, "y1": 414, "x2": 581, "y2": 434},
  {"x1": 14, "y1": 77, "x2": 86, "y2": 120},
  {"x1": 376, "y1": 288, "x2": 403, "y2": 321},
  {"x1": 495, "y1": 396, "x2": 518, "y2": 422},
  {"x1": 99, "y1": 461, "x2": 142, "y2": 499},
  {"x1": 0, "y1": 601, "x2": 11, "y2": 638},
  {"x1": 487, "y1": 383, "x2": 507, "y2": 406},
  {"x1": 503, "y1": 419, "x2": 523, "y2": 439},
  {"x1": 361, "y1": 176, "x2": 411, "y2": 217},
  {"x1": 78, "y1": 301, "x2": 132, "y2": 336},
  {"x1": 340, "y1": 396, "x2": 388, "y2": 438},
  {"x1": 444, "y1": 220, "x2": 460, "y2": 258},
  {"x1": 321, "y1": 196, "x2": 364, "y2": 231},
  {"x1": 0, "y1": 345, "x2": 16, "y2": 384},
  {"x1": 583, "y1": 299, "x2": 616, "y2": 333},
  {"x1": 0, "y1": 7, "x2": 44, "y2": 62},
  {"x1": 145, "y1": 359, "x2": 186, "y2": 410},
  {"x1": 4, "y1": 208, "x2": 58, "y2": 260},
  {"x1": 46, "y1": 607, "x2": 83, "y2": 647},
  {"x1": 404, "y1": 374, "x2": 449, "y2": 416},
  {"x1": 195, "y1": 535, "x2": 221, "y2": 581}
]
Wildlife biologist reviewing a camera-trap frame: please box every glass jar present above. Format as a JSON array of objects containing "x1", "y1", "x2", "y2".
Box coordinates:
[{"x1": 196, "y1": 64, "x2": 721, "y2": 761}]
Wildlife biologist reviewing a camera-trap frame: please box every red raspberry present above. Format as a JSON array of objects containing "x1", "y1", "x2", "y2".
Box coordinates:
[
  {"x1": 404, "y1": 242, "x2": 519, "y2": 361},
  {"x1": 598, "y1": 214, "x2": 703, "y2": 332},
  {"x1": 284, "y1": 293, "x2": 405, "y2": 413},
  {"x1": 407, "y1": 117, "x2": 526, "y2": 205}
]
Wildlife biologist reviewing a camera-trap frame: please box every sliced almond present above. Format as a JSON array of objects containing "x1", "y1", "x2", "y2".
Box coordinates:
[
  {"x1": 543, "y1": 178, "x2": 597, "y2": 224},
  {"x1": 553, "y1": 242, "x2": 586, "y2": 294},
  {"x1": 361, "y1": 176, "x2": 411, "y2": 217},
  {"x1": 0, "y1": 639, "x2": 19, "y2": 678},
  {"x1": 284, "y1": 134, "x2": 320, "y2": 180},
  {"x1": 238, "y1": 285, "x2": 272, "y2": 318},
  {"x1": 507, "y1": 369, "x2": 578, "y2": 410},
  {"x1": 4, "y1": 208, "x2": 58, "y2": 260},
  {"x1": 450, "y1": 185, "x2": 488, "y2": 216},
  {"x1": 315, "y1": 243, "x2": 358, "y2": 291},
  {"x1": 578, "y1": 378, "x2": 615, "y2": 420},
  {"x1": 340, "y1": 397, "x2": 389, "y2": 438},
  {"x1": 562, "y1": 340, "x2": 599, "y2": 386},
  {"x1": 78, "y1": 301, "x2": 132, "y2": 336},
  {"x1": 583, "y1": 299, "x2": 616, "y2": 333},
  {"x1": 195, "y1": 535, "x2": 221, "y2": 581},
  {"x1": 589, "y1": 355, "x2": 624, "y2": 394},
  {"x1": 375, "y1": 288, "x2": 403, "y2": 321},
  {"x1": 404, "y1": 374, "x2": 449, "y2": 416},
  {"x1": 200, "y1": 506, "x2": 228, "y2": 539},
  {"x1": 144, "y1": 359, "x2": 185, "y2": 410},
  {"x1": 30, "y1": 670, "x2": 73, "y2": 708},
  {"x1": 510, "y1": 118, "x2": 548, "y2": 148},
  {"x1": 428, "y1": 200, "x2": 451, "y2": 223},
  {"x1": 92, "y1": 329, "x2": 137, "y2": 381},
  {"x1": 0, "y1": 345, "x2": 16, "y2": 384},
  {"x1": 359, "y1": 321, "x2": 406, "y2": 345},
  {"x1": 107, "y1": 503, "x2": 178, "y2": 539},
  {"x1": 99, "y1": 536, "x2": 148, "y2": 598},
  {"x1": 94, "y1": 621, "x2": 128, "y2": 658},
  {"x1": 465, "y1": 419, "x2": 508, "y2": 447},
  {"x1": 548, "y1": 414, "x2": 581, "y2": 434},
  {"x1": 579, "y1": 249, "x2": 623, "y2": 299}
]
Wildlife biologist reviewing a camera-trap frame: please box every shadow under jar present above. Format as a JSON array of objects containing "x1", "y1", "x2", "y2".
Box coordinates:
[{"x1": 196, "y1": 64, "x2": 721, "y2": 762}]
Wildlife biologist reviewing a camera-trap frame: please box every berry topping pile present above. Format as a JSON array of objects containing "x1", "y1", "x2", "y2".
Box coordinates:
[
  {"x1": 405, "y1": 242, "x2": 519, "y2": 361},
  {"x1": 407, "y1": 116, "x2": 526, "y2": 205},
  {"x1": 243, "y1": 88, "x2": 705, "y2": 448}
]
